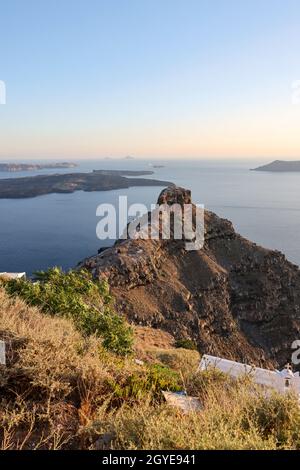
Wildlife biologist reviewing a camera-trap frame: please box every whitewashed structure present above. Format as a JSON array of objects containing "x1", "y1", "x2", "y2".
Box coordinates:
[
  {"x1": 199, "y1": 354, "x2": 300, "y2": 396},
  {"x1": 0, "y1": 272, "x2": 26, "y2": 280}
]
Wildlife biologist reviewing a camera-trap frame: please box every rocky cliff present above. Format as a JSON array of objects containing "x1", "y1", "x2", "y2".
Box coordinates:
[{"x1": 79, "y1": 187, "x2": 300, "y2": 368}]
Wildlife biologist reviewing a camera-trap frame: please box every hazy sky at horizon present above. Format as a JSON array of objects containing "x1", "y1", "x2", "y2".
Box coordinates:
[{"x1": 1, "y1": 0, "x2": 300, "y2": 160}]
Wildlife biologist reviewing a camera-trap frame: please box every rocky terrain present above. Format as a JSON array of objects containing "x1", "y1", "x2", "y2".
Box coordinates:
[
  {"x1": 80, "y1": 186, "x2": 300, "y2": 368},
  {"x1": 0, "y1": 171, "x2": 172, "y2": 199},
  {"x1": 0, "y1": 162, "x2": 77, "y2": 172},
  {"x1": 252, "y1": 160, "x2": 300, "y2": 172}
]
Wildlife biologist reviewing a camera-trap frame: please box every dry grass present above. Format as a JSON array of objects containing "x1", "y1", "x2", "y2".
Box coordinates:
[
  {"x1": 87, "y1": 378, "x2": 300, "y2": 450},
  {"x1": 0, "y1": 288, "x2": 142, "y2": 449},
  {"x1": 1, "y1": 287, "x2": 300, "y2": 450},
  {"x1": 134, "y1": 326, "x2": 200, "y2": 381}
]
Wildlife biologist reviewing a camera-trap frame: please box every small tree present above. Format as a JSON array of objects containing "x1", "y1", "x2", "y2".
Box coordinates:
[{"x1": 3, "y1": 267, "x2": 133, "y2": 356}]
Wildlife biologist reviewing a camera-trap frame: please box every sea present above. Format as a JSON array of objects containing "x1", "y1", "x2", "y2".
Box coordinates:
[{"x1": 1, "y1": 158, "x2": 300, "y2": 275}]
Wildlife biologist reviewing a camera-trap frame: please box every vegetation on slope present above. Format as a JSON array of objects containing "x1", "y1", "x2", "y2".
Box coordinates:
[
  {"x1": 0, "y1": 282, "x2": 300, "y2": 450},
  {"x1": 1, "y1": 268, "x2": 133, "y2": 356}
]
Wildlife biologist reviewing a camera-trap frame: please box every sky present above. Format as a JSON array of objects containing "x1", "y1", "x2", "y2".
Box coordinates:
[{"x1": 1, "y1": 0, "x2": 300, "y2": 160}]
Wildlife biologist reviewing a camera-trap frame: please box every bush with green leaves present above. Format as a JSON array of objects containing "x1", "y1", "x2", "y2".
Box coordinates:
[
  {"x1": 2, "y1": 267, "x2": 133, "y2": 356},
  {"x1": 109, "y1": 364, "x2": 182, "y2": 401},
  {"x1": 174, "y1": 338, "x2": 198, "y2": 351}
]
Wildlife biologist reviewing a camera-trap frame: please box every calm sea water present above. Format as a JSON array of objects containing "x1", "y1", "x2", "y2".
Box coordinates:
[{"x1": 1, "y1": 158, "x2": 300, "y2": 275}]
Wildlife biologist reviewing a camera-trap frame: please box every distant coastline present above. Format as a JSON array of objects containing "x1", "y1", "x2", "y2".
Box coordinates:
[
  {"x1": 0, "y1": 162, "x2": 77, "y2": 172},
  {"x1": 0, "y1": 170, "x2": 172, "y2": 199},
  {"x1": 252, "y1": 160, "x2": 300, "y2": 172},
  {"x1": 92, "y1": 169, "x2": 153, "y2": 176}
]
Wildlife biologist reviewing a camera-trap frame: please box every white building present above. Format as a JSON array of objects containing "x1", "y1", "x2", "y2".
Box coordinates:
[{"x1": 199, "y1": 354, "x2": 300, "y2": 396}]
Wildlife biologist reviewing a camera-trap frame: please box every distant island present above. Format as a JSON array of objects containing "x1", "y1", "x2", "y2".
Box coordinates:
[
  {"x1": 149, "y1": 164, "x2": 165, "y2": 169},
  {"x1": 0, "y1": 162, "x2": 77, "y2": 172},
  {"x1": 124, "y1": 155, "x2": 134, "y2": 160},
  {"x1": 0, "y1": 170, "x2": 172, "y2": 199},
  {"x1": 252, "y1": 160, "x2": 300, "y2": 172},
  {"x1": 92, "y1": 169, "x2": 153, "y2": 176}
]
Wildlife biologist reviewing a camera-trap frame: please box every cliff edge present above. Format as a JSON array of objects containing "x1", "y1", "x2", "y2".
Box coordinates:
[{"x1": 79, "y1": 187, "x2": 300, "y2": 368}]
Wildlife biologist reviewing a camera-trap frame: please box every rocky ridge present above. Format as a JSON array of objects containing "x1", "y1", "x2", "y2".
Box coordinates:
[{"x1": 79, "y1": 186, "x2": 300, "y2": 368}]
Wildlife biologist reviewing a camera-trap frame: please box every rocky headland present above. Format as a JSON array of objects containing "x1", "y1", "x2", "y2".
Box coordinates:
[
  {"x1": 79, "y1": 186, "x2": 300, "y2": 368},
  {"x1": 252, "y1": 160, "x2": 300, "y2": 172}
]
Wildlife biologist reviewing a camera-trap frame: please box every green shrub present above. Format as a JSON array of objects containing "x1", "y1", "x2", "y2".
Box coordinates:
[
  {"x1": 174, "y1": 339, "x2": 197, "y2": 351},
  {"x1": 2, "y1": 267, "x2": 133, "y2": 356},
  {"x1": 109, "y1": 364, "x2": 182, "y2": 401}
]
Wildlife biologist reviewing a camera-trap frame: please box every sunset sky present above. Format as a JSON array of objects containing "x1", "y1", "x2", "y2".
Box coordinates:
[{"x1": 1, "y1": 0, "x2": 300, "y2": 160}]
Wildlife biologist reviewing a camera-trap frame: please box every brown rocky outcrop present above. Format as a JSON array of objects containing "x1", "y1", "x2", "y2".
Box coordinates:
[{"x1": 79, "y1": 187, "x2": 300, "y2": 368}]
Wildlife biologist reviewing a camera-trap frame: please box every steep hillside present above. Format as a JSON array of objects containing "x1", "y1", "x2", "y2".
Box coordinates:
[
  {"x1": 80, "y1": 187, "x2": 300, "y2": 368},
  {"x1": 1, "y1": 286, "x2": 300, "y2": 451},
  {"x1": 0, "y1": 287, "x2": 199, "y2": 449}
]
